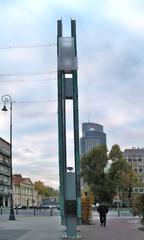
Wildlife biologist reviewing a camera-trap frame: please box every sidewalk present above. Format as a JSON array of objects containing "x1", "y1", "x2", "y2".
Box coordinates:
[
  {"x1": 0, "y1": 214, "x2": 63, "y2": 240},
  {"x1": 0, "y1": 213, "x2": 143, "y2": 240},
  {"x1": 81, "y1": 217, "x2": 143, "y2": 240}
]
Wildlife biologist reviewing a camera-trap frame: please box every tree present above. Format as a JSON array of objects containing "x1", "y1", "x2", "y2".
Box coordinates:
[
  {"x1": 34, "y1": 180, "x2": 45, "y2": 195},
  {"x1": 81, "y1": 145, "x2": 112, "y2": 203},
  {"x1": 44, "y1": 186, "x2": 59, "y2": 197},
  {"x1": 34, "y1": 180, "x2": 59, "y2": 197},
  {"x1": 81, "y1": 145, "x2": 107, "y2": 184},
  {"x1": 133, "y1": 194, "x2": 144, "y2": 225},
  {"x1": 108, "y1": 144, "x2": 137, "y2": 206},
  {"x1": 109, "y1": 144, "x2": 132, "y2": 188},
  {"x1": 108, "y1": 144, "x2": 123, "y2": 162},
  {"x1": 81, "y1": 143, "x2": 137, "y2": 205},
  {"x1": 90, "y1": 175, "x2": 115, "y2": 203},
  {"x1": 108, "y1": 158, "x2": 130, "y2": 188}
]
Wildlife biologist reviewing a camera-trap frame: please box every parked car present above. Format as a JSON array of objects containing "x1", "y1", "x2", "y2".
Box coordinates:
[
  {"x1": 21, "y1": 205, "x2": 27, "y2": 209},
  {"x1": 41, "y1": 205, "x2": 52, "y2": 209},
  {"x1": 14, "y1": 205, "x2": 27, "y2": 209}
]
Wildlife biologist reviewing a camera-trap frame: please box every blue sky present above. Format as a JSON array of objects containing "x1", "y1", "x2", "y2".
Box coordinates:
[{"x1": 0, "y1": 0, "x2": 144, "y2": 188}]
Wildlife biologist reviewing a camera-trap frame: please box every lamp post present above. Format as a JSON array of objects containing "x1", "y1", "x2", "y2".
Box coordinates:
[
  {"x1": 128, "y1": 160, "x2": 133, "y2": 212},
  {"x1": 1, "y1": 95, "x2": 15, "y2": 220}
]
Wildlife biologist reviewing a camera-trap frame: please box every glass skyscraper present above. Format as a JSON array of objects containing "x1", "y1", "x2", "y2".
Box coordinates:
[{"x1": 80, "y1": 122, "x2": 106, "y2": 155}]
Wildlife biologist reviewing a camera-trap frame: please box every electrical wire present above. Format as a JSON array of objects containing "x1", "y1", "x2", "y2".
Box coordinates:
[
  {"x1": 14, "y1": 100, "x2": 57, "y2": 104},
  {"x1": 0, "y1": 43, "x2": 56, "y2": 50},
  {"x1": 0, "y1": 71, "x2": 56, "y2": 77},
  {"x1": 12, "y1": 100, "x2": 57, "y2": 105},
  {"x1": 0, "y1": 78, "x2": 57, "y2": 83}
]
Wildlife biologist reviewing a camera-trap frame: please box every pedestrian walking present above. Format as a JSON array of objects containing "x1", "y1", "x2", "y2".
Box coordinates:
[
  {"x1": 97, "y1": 203, "x2": 108, "y2": 227},
  {"x1": 50, "y1": 207, "x2": 53, "y2": 216}
]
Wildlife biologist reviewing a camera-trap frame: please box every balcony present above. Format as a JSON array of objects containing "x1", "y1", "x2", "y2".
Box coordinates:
[
  {"x1": 0, "y1": 146, "x2": 10, "y2": 156},
  {"x1": 0, "y1": 188, "x2": 10, "y2": 195},
  {"x1": 0, "y1": 179, "x2": 10, "y2": 185},
  {"x1": 0, "y1": 159, "x2": 10, "y2": 167}
]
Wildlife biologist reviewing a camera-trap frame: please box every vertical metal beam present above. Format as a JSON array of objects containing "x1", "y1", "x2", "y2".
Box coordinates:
[
  {"x1": 71, "y1": 20, "x2": 82, "y2": 223},
  {"x1": 71, "y1": 20, "x2": 77, "y2": 56},
  {"x1": 57, "y1": 20, "x2": 62, "y2": 56},
  {"x1": 73, "y1": 70, "x2": 82, "y2": 223},
  {"x1": 57, "y1": 71, "x2": 66, "y2": 221},
  {"x1": 57, "y1": 20, "x2": 67, "y2": 223}
]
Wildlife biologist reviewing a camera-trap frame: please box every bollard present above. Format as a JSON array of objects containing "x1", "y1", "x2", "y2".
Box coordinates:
[
  {"x1": 1, "y1": 207, "x2": 2, "y2": 215},
  {"x1": 16, "y1": 207, "x2": 18, "y2": 215},
  {"x1": 50, "y1": 207, "x2": 53, "y2": 216},
  {"x1": 34, "y1": 208, "x2": 36, "y2": 215}
]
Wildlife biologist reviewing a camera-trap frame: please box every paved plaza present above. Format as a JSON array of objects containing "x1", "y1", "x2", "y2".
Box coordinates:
[{"x1": 0, "y1": 209, "x2": 143, "y2": 240}]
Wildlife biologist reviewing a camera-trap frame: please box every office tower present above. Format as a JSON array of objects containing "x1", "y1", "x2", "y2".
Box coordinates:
[{"x1": 80, "y1": 122, "x2": 106, "y2": 155}]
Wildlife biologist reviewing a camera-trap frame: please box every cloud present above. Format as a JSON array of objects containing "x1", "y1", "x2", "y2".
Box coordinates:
[
  {"x1": 104, "y1": 0, "x2": 144, "y2": 34},
  {"x1": 1, "y1": 0, "x2": 144, "y2": 188}
]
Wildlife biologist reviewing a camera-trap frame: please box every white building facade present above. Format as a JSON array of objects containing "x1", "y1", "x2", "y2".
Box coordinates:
[
  {"x1": 123, "y1": 148, "x2": 144, "y2": 194},
  {"x1": 13, "y1": 174, "x2": 42, "y2": 207}
]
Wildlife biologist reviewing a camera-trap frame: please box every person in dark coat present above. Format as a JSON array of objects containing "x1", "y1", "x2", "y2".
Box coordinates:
[{"x1": 97, "y1": 203, "x2": 108, "y2": 227}]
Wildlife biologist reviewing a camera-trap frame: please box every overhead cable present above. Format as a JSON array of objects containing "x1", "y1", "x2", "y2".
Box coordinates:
[
  {"x1": 0, "y1": 43, "x2": 56, "y2": 50},
  {"x1": 0, "y1": 78, "x2": 56, "y2": 83},
  {"x1": 14, "y1": 100, "x2": 57, "y2": 104},
  {"x1": 0, "y1": 71, "x2": 56, "y2": 77}
]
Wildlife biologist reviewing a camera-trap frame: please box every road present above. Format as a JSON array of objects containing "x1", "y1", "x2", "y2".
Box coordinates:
[{"x1": 0, "y1": 207, "x2": 60, "y2": 218}]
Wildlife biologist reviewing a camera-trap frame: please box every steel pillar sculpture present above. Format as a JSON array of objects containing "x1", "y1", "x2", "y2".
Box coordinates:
[{"x1": 57, "y1": 19, "x2": 81, "y2": 239}]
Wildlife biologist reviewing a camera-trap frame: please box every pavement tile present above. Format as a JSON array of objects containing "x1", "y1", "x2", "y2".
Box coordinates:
[
  {"x1": 0, "y1": 210, "x2": 144, "y2": 240},
  {"x1": 0, "y1": 230, "x2": 29, "y2": 240}
]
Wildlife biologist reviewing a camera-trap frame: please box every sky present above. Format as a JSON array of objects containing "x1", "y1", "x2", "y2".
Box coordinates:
[{"x1": 0, "y1": 0, "x2": 144, "y2": 189}]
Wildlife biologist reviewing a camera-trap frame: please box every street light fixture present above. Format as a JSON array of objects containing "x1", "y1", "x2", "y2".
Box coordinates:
[{"x1": 1, "y1": 95, "x2": 16, "y2": 220}]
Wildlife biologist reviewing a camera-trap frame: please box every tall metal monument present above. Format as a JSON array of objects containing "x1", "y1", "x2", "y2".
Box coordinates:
[{"x1": 57, "y1": 19, "x2": 82, "y2": 239}]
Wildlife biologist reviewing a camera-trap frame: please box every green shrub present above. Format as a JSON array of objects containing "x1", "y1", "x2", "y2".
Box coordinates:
[{"x1": 133, "y1": 194, "x2": 144, "y2": 225}]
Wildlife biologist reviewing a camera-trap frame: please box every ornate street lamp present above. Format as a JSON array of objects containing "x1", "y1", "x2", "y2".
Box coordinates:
[{"x1": 1, "y1": 95, "x2": 15, "y2": 220}]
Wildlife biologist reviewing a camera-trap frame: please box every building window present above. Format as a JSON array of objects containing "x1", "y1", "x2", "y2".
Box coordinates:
[
  {"x1": 139, "y1": 175, "x2": 144, "y2": 182},
  {"x1": 139, "y1": 188, "x2": 144, "y2": 193},
  {"x1": 133, "y1": 188, "x2": 138, "y2": 193},
  {"x1": 128, "y1": 155, "x2": 132, "y2": 161},
  {"x1": 4, "y1": 158, "x2": 9, "y2": 165},
  {"x1": 138, "y1": 155, "x2": 143, "y2": 162},
  {"x1": 138, "y1": 166, "x2": 143, "y2": 172},
  {"x1": 128, "y1": 159, "x2": 132, "y2": 163},
  {"x1": 133, "y1": 156, "x2": 137, "y2": 162}
]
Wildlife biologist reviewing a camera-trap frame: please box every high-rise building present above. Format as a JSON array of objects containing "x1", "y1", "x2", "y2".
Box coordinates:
[
  {"x1": 0, "y1": 137, "x2": 11, "y2": 207},
  {"x1": 123, "y1": 148, "x2": 144, "y2": 194},
  {"x1": 80, "y1": 122, "x2": 106, "y2": 155}
]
